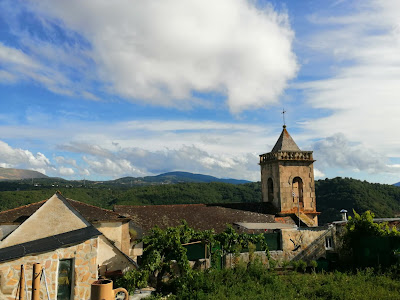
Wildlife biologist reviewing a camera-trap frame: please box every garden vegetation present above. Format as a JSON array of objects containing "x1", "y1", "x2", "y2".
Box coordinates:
[{"x1": 117, "y1": 212, "x2": 400, "y2": 299}]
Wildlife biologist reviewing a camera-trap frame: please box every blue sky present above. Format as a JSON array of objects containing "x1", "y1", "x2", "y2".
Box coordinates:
[{"x1": 1, "y1": 0, "x2": 400, "y2": 184}]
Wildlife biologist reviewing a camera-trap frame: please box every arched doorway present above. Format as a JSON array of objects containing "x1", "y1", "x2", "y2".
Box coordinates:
[
  {"x1": 267, "y1": 178, "x2": 274, "y2": 202},
  {"x1": 292, "y1": 177, "x2": 304, "y2": 209}
]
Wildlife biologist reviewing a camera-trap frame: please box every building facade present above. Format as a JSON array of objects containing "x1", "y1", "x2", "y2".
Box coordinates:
[
  {"x1": 259, "y1": 125, "x2": 319, "y2": 226},
  {"x1": 0, "y1": 192, "x2": 137, "y2": 299}
]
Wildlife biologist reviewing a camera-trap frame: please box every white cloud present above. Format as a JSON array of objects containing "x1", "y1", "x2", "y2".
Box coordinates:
[
  {"x1": 0, "y1": 115, "x2": 280, "y2": 180},
  {"x1": 58, "y1": 166, "x2": 75, "y2": 176},
  {"x1": 82, "y1": 156, "x2": 145, "y2": 178},
  {"x1": 0, "y1": 42, "x2": 73, "y2": 95},
  {"x1": 63, "y1": 143, "x2": 260, "y2": 180},
  {"x1": 0, "y1": 140, "x2": 53, "y2": 172},
  {"x1": 80, "y1": 169, "x2": 90, "y2": 177},
  {"x1": 5, "y1": 0, "x2": 298, "y2": 113},
  {"x1": 312, "y1": 133, "x2": 398, "y2": 174},
  {"x1": 54, "y1": 156, "x2": 78, "y2": 168},
  {"x1": 313, "y1": 168, "x2": 325, "y2": 179},
  {"x1": 300, "y1": 0, "x2": 400, "y2": 156}
]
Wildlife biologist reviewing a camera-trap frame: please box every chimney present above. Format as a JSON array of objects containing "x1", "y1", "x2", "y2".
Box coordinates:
[{"x1": 340, "y1": 209, "x2": 348, "y2": 221}]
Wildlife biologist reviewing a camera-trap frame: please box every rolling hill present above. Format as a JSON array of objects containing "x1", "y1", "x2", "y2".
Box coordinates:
[
  {"x1": 108, "y1": 171, "x2": 251, "y2": 185},
  {"x1": 0, "y1": 167, "x2": 48, "y2": 180},
  {"x1": 0, "y1": 172, "x2": 399, "y2": 225}
]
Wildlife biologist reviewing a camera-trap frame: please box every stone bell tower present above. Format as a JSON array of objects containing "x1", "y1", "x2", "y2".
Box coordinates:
[{"x1": 259, "y1": 125, "x2": 319, "y2": 226}]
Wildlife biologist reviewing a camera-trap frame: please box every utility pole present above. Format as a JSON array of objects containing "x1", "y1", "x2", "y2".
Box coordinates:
[
  {"x1": 18, "y1": 265, "x2": 25, "y2": 300},
  {"x1": 32, "y1": 263, "x2": 41, "y2": 300}
]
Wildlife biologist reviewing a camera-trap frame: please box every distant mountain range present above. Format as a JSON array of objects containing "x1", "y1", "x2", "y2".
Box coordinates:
[
  {"x1": 0, "y1": 168, "x2": 250, "y2": 185},
  {"x1": 394, "y1": 182, "x2": 400, "y2": 187},
  {"x1": 0, "y1": 167, "x2": 48, "y2": 180},
  {"x1": 107, "y1": 171, "x2": 251, "y2": 185}
]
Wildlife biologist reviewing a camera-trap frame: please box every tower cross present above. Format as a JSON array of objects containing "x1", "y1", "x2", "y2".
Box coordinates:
[{"x1": 281, "y1": 108, "x2": 286, "y2": 126}]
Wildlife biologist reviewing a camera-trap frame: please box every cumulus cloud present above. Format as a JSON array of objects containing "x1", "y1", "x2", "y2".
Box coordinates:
[
  {"x1": 2, "y1": 0, "x2": 297, "y2": 113},
  {"x1": 312, "y1": 133, "x2": 400, "y2": 174},
  {"x1": 61, "y1": 142, "x2": 260, "y2": 180},
  {"x1": 0, "y1": 140, "x2": 53, "y2": 172},
  {"x1": 0, "y1": 116, "x2": 277, "y2": 180},
  {"x1": 58, "y1": 166, "x2": 75, "y2": 176},
  {"x1": 314, "y1": 168, "x2": 325, "y2": 179},
  {"x1": 300, "y1": 0, "x2": 400, "y2": 156}
]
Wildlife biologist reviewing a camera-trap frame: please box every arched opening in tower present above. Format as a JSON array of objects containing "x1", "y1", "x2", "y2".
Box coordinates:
[
  {"x1": 292, "y1": 177, "x2": 304, "y2": 209},
  {"x1": 267, "y1": 178, "x2": 274, "y2": 202}
]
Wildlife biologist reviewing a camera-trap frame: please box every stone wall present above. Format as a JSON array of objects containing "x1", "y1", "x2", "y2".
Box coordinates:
[
  {"x1": 260, "y1": 162, "x2": 280, "y2": 209},
  {"x1": 0, "y1": 238, "x2": 98, "y2": 300},
  {"x1": 260, "y1": 158, "x2": 316, "y2": 219},
  {"x1": 277, "y1": 227, "x2": 332, "y2": 262},
  {"x1": 97, "y1": 235, "x2": 136, "y2": 276},
  {"x1": 223, "y1": 227, "x2": 333, "y2": 268},
  {"x1": 96, "y1": 222, "x2": 123, "y2": 250},
  {"x1": 95, "y1": 221, "x2": 131, "y2": 256},
  {"x1": 278, "y1": 162, "x2": 316, "y2": 213}
]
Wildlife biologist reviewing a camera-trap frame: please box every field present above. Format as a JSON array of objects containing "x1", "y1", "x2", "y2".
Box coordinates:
[{"x1": 151, "y1": 264, "x2": 400, "y2": 300}]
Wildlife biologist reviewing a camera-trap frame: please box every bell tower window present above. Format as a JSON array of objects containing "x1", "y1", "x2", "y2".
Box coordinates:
[
  {"x1": 292, "y1": 177, "x2": 304, "y2": 209},
  {"x1": 267, "y1": 178, "x2": 274, "y2": 202}
]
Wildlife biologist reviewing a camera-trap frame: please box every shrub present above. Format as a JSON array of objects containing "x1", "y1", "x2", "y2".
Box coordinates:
[
  {"x1": 116, "y1": 269, "x2": 149, "y2": 294},
  {"x1": 310, "y1": 260, "x2": 318, "y2": 273}
]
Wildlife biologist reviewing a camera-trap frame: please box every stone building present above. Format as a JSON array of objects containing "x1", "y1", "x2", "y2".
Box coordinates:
[
  {"x1": 259, "y1": 125, "x2": 319, "y2": 226},
  {"x1": 0, "y1": 192, "x2": 137, "y2": 299}
]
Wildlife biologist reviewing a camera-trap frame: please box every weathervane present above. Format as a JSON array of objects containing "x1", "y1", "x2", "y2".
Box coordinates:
[{"x1": 281, "y1": 108, "x2": 286, "y2": 127}]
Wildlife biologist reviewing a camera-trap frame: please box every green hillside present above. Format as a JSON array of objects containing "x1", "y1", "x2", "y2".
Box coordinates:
[
  {"x1": 0, "y1": 177, "x2": 399, "y2": 225},
  {"x1": 0, "y1": 182, "x2": 261, "y2": 212},
  {"x1": 316, "y1": 177, "x2": 400, "y2": 224}
]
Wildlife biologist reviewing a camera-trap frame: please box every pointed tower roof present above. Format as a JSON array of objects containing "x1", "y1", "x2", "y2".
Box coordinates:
[{"x1": 271, "y1": 125, "x2": 301, "y2": 152}]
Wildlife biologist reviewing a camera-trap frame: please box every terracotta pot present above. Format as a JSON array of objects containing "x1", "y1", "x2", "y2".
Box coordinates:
[{"x1": 90, "y1": 279, "x2": 128, "y2": 300}]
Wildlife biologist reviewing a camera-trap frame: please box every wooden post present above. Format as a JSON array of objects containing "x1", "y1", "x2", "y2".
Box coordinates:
[
  {"x1": 31, "y1": 263, "x2": 41, "y2": 300},
  {"x1": 19, "y1": 265, "x2": 25, "y2": 300}
]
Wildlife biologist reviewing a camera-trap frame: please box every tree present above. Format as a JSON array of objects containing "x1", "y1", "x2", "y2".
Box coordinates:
[
  {"x1": 342, "y1": 210, "x2": 400, "y2": 268},
  {"x1": 140, "y1": 221, "x2": 196, "y2": 291},
  {"x1": 130, "y1": 222, "x2": 269, "y2": 293}
]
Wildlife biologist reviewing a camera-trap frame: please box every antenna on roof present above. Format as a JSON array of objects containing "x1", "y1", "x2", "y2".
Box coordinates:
[{"x1": 281, "y1": 108, "x2": 287, "y2": 128}]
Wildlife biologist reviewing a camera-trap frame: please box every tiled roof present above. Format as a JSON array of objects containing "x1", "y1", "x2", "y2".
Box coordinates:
[
  {"x1": 0, "y1": 201, "x2": 46, "y2": 224},
  {"x1": 271, "y1": 126, "x2": 301, "y2": 152},
  {"x1": 0, "y1": 195, "x2": 128, "y2": 224},
  {"x1": 66, "y1": 198, "x2": 128, "y2": 223},
  {"x1": 114, "y1": 202, "x2": 277, "y2": 234}
]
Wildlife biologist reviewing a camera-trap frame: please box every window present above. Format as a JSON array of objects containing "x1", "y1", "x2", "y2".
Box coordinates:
[
  {"x1": 325, "y1": 236, "x2": 334, "y2": 250},
  {"x1": 292, "y1": 177, "x2": 304, "y2": 208},
  {"x1": 57, "y1": 259, "x2": 73, "y2": 300},
  {"x1": 267, "y1": 178, "x2": 274, "y2": 202}
]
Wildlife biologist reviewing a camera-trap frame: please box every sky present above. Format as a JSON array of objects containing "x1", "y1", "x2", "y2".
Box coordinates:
[{"x1": 0, "y1": 0, "x2": 400, "y2": 184}]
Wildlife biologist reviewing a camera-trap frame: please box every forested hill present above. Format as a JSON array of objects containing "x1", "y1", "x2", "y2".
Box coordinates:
[
  {"x1": 108, "y1": 171, "x2": 251, "y2": 185},
  {"x1": 0, "y1": 177, "x2": 399, "y2": 225},
  {"x1": 0, "y1": 181, "x2": 262, "y2": 212},
  {"x1": 316, "y1": 177, "x2": 400, "y2": 224}
]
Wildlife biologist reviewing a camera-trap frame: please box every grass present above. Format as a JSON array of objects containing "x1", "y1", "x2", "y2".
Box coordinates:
[{"x1": 148, "y1": 262, "x2": 400, "y2": 300}]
